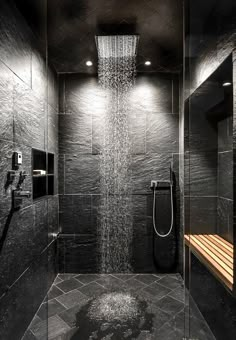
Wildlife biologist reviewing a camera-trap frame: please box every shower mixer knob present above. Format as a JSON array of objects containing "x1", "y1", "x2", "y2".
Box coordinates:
[{"x1": 150, "y1": 180, "x2": 158, "y2": 189}]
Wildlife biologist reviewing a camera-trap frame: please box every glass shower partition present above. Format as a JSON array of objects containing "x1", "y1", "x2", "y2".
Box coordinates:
[{"x1": 184, "y1": 0, "x2": 236, "y2": 339}]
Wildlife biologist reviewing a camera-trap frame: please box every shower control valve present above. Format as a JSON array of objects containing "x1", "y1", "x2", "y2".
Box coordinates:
[
  {"x1": 150, "y1": 180, "x2": 158, "y2": 189},
  {"x1": 13, "y1": 189, "x2": 31, "y2": 209}
]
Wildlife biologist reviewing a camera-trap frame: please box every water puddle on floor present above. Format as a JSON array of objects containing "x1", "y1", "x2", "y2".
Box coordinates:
[{"x1": 70, "y1": 292, "x2": 155, "y2": 339}]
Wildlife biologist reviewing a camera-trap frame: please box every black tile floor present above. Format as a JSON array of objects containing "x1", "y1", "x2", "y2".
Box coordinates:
[{"x1": 22, "y1": 274, "x2": 215, "y2": 340}]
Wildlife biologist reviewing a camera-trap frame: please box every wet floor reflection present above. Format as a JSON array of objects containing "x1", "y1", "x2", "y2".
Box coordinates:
[{"x1": 71, "y1": 292, "x2": 154, "y2": 339}]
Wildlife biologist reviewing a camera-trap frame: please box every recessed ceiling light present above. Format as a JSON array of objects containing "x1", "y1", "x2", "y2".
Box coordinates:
[
  {"x1": 145, "y1": 61, "x2": 151, "y2": 66},
  {"x1": 86, "y1": 61, "x2": 93, "y2": 67},
  {"x1": 222, "y1": 81, "x2": 232, "y2": 87}
]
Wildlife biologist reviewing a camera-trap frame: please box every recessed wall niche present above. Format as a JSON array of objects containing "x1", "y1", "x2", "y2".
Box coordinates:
[{"x1": 32, "y1": 149, "x2": 55, "y2": 199}]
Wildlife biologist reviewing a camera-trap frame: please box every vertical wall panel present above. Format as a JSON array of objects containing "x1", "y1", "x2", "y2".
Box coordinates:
[{"x1": 58, "y1": 73, "x2": 180, "y2": 273}]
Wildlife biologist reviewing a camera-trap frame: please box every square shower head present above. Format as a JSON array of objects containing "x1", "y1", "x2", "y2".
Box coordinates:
[{"x1": 95, "y1": 35, "x2": 139, "y2": 58}]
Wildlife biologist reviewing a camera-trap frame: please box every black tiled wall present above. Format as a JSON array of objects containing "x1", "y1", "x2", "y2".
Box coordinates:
[
  {"x1": 0, "y1": 1, "x2": 59, "y2": 339},
  {"x1": 217, "y1": 113, "x2": 233, "y2": 243},
  {"x1": 184, "y1": 86, "x2": 219, "y2": 237},
  {"x1": 58, "y1": 73, "x2": 180, "y2": 273}
]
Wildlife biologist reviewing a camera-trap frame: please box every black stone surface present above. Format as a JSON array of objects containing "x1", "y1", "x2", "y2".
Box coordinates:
[
  {"x1": 64, "y1": 154, "x2": 100, "y2": 194},
  {"x1": 0, "y1": 61, "x2": 14, "y2": 141},
  {"x1": 0, "y1": 243, "x2": 56, "y2": 340},
  {"x1": 0, "y1": 1, "x2": 59, "y2": 338},
  {"x1": 146, "y1": 113, "x2": 179, "y2": 153},
  {"x1": 185, "y1": 197, "x2": 217, "y2": 235},
  {"x1": 58, "y1": 73, "x2": 181, "y2": 274},
  {"x1": 0, "y1": 0, "x2": 32, "y2": 86},
  {"x1": 218, "y1": 151, "x2": 233, "y2": 199},
  {"x1": 59, "y1": 112, "x2": 92, "y2": 154},
  {"x1": 22, "y1": 273, "x2": 216, "y2": 340},
  {"x1": 13, "y1": 76, "x2": 46, "y2": 150},
  {"x1": 217, "y1": 197, "x2": 233, "y2": 243},
  {"x1": 59, "y1": 195, "x2": 96, "y2": 235},
  {"x1": 218, "y1": 115, "x2": 233, "y2": 152},
  {"x1": 185, "y1": 151, "x2": 218, "y2": 196},
  {"x1": 131, "y1": 153, "x2": 173, "y2": 194},
  {"x1": 47, "y1": 104, "x2": 59, "y2": 154},
  {"x1": 58, "y1": 235, "x2": 99, "y2": 273},
  {"x1": 189, "y1": 254, "x2": 236, "y2": 340}
]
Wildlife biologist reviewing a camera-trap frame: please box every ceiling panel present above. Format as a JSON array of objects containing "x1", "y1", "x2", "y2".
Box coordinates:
[
  {"x1": 14, "y1": 0, "x2": 183, "y2": 74},
  {"x1": 47, "y1": 0, "x2": 183, "y2": 74}
]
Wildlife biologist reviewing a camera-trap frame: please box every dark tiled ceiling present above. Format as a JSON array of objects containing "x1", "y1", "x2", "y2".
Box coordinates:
[
  {"x1": 13, "y1": 0, "x2": 183, "y2": 74},
  {"x1": 47, "y1": 0, "x2": 183, "y2": 74}
]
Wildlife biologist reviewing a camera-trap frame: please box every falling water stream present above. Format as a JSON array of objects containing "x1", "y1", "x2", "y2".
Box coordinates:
[{"x1": 96, "y1": 35, "x2": 138, "y2": 272}]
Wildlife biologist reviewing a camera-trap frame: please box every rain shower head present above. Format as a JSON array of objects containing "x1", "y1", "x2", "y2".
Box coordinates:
[{"x1": 95, "y1": 35, "x2": 139, "y2": 58}]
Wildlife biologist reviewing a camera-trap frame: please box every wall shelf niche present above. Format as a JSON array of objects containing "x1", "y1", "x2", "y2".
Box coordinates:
[{"x1": 32, "y1": 149, "x2": 55, "y2": 199}]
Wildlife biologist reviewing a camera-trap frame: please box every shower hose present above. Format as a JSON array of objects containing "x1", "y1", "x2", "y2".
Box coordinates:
[{"x1": 153, "y1": 183, "x2": 174, "y2": 238}]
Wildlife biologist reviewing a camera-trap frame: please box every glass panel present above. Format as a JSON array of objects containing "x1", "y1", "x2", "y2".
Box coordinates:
[
  {"x1": 185, "y1": 0, "x2": 236, "y2": 339},
  {"x1": 0, "y1": 0, "x2": 54, "y2": 338}
]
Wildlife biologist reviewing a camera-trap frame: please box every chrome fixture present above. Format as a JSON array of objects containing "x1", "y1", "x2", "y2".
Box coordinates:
[
  {"x1": 151, "y1": 162, "x2": 174, "y2": 238},
  {"x1": 95, "y1": 35, "x2": 139, "y2": 58},
  {"x1": 222, "y1": 81, "x2": 232, "y2": 87}
]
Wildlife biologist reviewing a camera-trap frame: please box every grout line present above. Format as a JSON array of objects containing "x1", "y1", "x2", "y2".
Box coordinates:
[
  {"x1": 73, "y1": 277, "x2": 86, "y2": 286},
  {"x1": 184, "y1": 195, "x2": 217, "y2": 198},
  {"x1": 167, "y1": 290, "x2": 185, "y2": 304},
  {"x1": 109, "y1": 273, "x2": 125, "y2": 281},
  {"x1": 54, "y1": 297, "x2": 70, "y2": 310},
  {"x1": 52, "y1": 284, "x2": 66, "y2": 294},
  {"x1": 93, "y1": 281, "x2": 109, "y2": 290}
]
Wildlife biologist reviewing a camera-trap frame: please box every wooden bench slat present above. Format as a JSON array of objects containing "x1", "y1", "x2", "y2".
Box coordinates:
[
  {"x1": 213, "y1": 234, "x2": 233, "y2": 249},
  {"x1": 205, "y1": 235, "x2": 233, "y2": 257},
  {"x1": 190, "y1": 236, "x2": 233, "y2": 276},
  {"x1": 184, "y1": 234, "x2": 234, "y2": 291},
  {"x1": 209, "y1": 235, "x2": 233, "y2": 252},
  {"x1": 196, "y1": 235, "x2": 233, "y2": 268}
]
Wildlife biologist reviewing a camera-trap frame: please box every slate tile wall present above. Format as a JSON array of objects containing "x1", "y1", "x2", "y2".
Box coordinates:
[
  {"x1": 0, "y1": 1, "x2": 59, "y2": 339},
  {"x1": 217, "y1": 113, "x2": 233, "y2": 243},
  {"x1": 58, "y1": 72, "x2": 180, "y2": 273},
  {"x1": 184, "y1": 90, "x2": 219, "y2": 237}
]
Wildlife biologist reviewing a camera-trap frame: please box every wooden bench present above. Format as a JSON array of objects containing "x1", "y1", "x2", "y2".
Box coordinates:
[{"x1": 184, "y1": 234, "x2": 234, "y2": 290}]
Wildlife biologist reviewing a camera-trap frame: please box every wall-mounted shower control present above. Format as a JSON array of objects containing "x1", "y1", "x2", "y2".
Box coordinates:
[
  {"x1": 13, "y1": 189, "x2": 31, "y2": 209},
  {"x1": 150, "y1": 180, "x2": 171, "y2": 189},
  {"x1": 7, "y1": 170, "x2": 16, "y2": 182},
  {"x1": 14, "y1": 152, "x2": 22, "y2": 167},
  {"x1": 150, "y1": 180, "x2": 158, "y2": 189}
]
